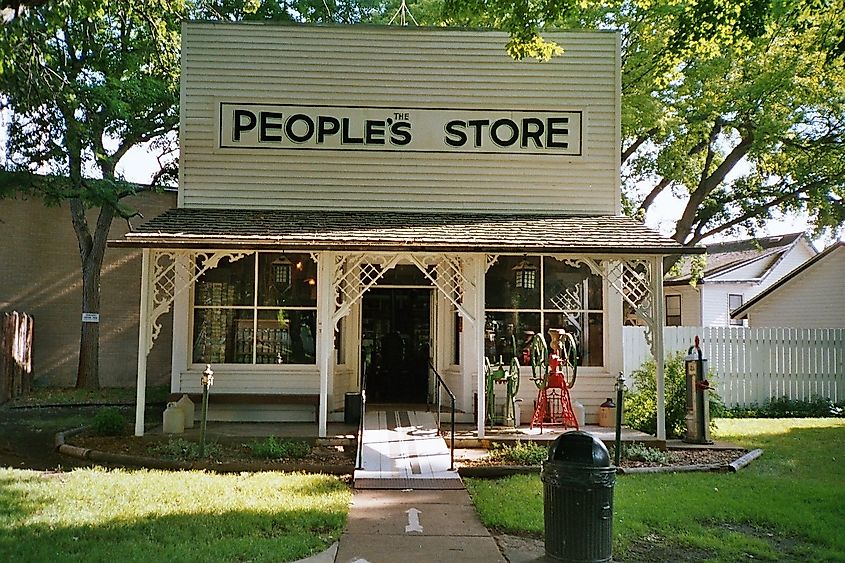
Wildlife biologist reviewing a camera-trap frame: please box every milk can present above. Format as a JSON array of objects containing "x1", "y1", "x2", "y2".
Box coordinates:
[
  {"x1": 176, "y1": 394, "x2": 195, "y2": 429},
  {"x1": 163, "y1": 402, "x2": 185, "y2": 434}
]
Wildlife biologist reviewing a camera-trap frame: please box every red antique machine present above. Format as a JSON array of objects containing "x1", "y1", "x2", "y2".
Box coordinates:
[{"x1": 529, "y1": 328, "x2": 579, "y2": 431}]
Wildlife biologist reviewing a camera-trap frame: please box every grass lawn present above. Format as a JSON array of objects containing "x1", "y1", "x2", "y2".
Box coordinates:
[
  {"x1": 0, "y1": 468, "x2": 351, "y2": 562},
  {"x1": 466, "y1": 418, "x2": 845, "y2": 562}
]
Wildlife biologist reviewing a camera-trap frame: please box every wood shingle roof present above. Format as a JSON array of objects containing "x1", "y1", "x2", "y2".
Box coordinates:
[{"x1": 113, "y1": 209, "x2": 697, "y2": 255}]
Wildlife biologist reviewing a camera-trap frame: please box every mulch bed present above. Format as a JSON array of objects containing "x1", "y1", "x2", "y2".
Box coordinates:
[
  {"x1": 458, "y1": 447, "x2": 744, "y2": 471},
  {"x1": 66, "y1": 430, "x2": 745, "y2": 475},
  {"x1": 70, "y1": 432, "x2": 355, "y2": 471}
]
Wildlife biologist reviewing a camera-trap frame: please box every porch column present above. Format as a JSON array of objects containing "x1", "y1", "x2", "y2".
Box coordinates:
[
  {"x1": 468, "y1": 255, "x2": 486, "y2": 438},
  {"x1": 316, "y1": 251, "x2": 336, "y2": 437},
  {"x1": 134, "y1": 248, "x2": 152, "y2": 437},
  {"x1": 651, "y1": 255, "x2": 667, "y2": 440}
]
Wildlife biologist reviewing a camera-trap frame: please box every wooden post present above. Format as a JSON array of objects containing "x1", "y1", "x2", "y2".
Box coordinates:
[
  {"x1": 135, "y1": 249, "x2": 151, "y2": 437},
  {"x1": 316, "y1": 251, "x2": 335, "y2": 438},
  {"x1": 467, "y1": 255, "x2": 485, "y2": 439},
  {"x1": 652, "y1": 256, "x2": 666, "y2": 440}
]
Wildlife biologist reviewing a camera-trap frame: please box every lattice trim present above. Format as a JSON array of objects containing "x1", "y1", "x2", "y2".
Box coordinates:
[
  {"x1": 146, "y1": 250, "x2": 247, "y2": 354},
  {"x1": 332, "y1": 253, "x2": 401, "y2": 325},
  {"x1": 410, "y1": 254, "x2": 475, "y2": 323},
  {"x1": 329, "y1": 252, "x2": 477, "y2": 327},
  {"x1": 486, "y1": 254, "x2": 499, "y2": 272}
]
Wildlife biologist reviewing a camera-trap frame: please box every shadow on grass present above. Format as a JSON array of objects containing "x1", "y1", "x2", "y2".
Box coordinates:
[{"x1": 0, "y1": 506, "x2": 345, "y2": 562}]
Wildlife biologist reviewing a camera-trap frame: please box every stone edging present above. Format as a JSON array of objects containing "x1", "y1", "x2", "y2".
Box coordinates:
[
  {"x1": 55, "y1": 427, "x2": 354, "y2": 474},
  {"x1": 457, "y1": 449, "x2": 764, "y2": 478}
]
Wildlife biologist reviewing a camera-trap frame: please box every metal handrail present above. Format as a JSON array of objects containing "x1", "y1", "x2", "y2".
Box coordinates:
[
  {"x1": 355, "y1": 354, "x2": 369, "y2": 470},
  {"x1": 427, "y1": 359, "x2": 456, "y2": 471}
]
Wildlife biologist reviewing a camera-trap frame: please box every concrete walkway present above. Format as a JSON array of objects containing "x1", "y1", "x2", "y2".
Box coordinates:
[{"x1": 336, "y1": 408, "x2": 505, "y2": 562}]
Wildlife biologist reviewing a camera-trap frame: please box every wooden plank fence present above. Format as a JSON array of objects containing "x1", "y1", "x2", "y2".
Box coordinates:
[
  {"x1": 1, "y1": 311, "x2": 34, "y2": 405},
  {"x1": 623, "y1": 326, "x2": 845, "y2": 407}
]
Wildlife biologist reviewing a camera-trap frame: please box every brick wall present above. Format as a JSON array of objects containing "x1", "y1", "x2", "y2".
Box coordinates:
[{"x1": 0, "y1": 191, "x2": 176, "y2": 387}]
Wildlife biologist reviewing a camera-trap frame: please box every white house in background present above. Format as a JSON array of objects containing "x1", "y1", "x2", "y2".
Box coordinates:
[
  {"x1": 662, "y1": 233, "x2": 817, "y2": 327},
  {"x1": 731, "y1": 242, "x2": 845, "y2": 327}
]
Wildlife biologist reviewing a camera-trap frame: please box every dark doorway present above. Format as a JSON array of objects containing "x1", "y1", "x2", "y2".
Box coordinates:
[{"x1": 362, "y1": 288, "x2": 431, "y2": 403}]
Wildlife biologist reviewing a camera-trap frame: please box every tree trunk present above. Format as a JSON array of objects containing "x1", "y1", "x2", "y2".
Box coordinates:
[{"x1": 72, "y1": 201, "x2": 115, "y2": 390}]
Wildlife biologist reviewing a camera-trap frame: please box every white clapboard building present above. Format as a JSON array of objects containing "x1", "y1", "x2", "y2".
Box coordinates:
[{"x1": 114, "y1": 23, "x2": 697, "y2": 439}]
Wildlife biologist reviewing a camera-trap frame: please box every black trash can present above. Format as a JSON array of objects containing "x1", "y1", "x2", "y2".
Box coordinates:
[
  {"x1": 541, "y1": 431, "x2": 616, "y2": 562},
  {"x1": 344, "y1": 392, "x2": 361, "y2": 425}
]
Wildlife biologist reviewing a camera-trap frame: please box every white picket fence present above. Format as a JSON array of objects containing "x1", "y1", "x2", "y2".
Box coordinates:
[{"x1": 622, "y1": 326, "x2": 845, "y2": 407}]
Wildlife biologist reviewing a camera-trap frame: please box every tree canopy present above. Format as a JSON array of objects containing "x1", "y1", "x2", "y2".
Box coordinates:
[
  {"x1": 0, "y1": 0, "x2": 183, "y2": 388},
  {"x1": 442, "y1": 1, "x2": 845, "y2": 244}
]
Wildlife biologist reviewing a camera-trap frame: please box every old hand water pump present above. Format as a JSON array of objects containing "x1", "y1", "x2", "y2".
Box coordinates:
[{"x1": 684, "y1": 336, "x2": 713, "y2": 444}]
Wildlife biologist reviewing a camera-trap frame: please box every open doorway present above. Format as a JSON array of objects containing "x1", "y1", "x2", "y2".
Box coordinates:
[{"x1": 361, "y1": 287, "x2": 431, "y2": 404}]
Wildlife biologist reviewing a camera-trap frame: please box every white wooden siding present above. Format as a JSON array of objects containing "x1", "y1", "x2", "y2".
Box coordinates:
[
  {"x1": 180, "y1": 24, "x2": 621, "y2": 214},
  {"x1": 622, "y1": 326, "x2": 845, "y2": 407},
  {"x1": 755, "y1": 239, "x2": 816, "y2": 293},
  {"x1": 177, "y1": 367, "x2": 319, "y2": 395},
  {"x1": 664, "y1": 285, "x2": 702, "y2": 326},
  {"x1": 700, "y1": 283, "x2": 753, "y2": 326},
  {"x1": 747, "y1": 248, "x2": 845, "y2": 328}
]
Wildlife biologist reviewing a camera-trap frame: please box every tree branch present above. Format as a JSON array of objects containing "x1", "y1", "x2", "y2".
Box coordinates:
[
  {"x1": 621, "y1": 127, "x2": 658, "y2": 164},
  {"x1": 673, "y1": 130, "x2": 755, "y2": 244},
  {"x1": 638, "y1": 177, "x2": 672, "y2": 215},
  {"x1": 692, "y1": 187, "x2": 807, "y2": 244}
]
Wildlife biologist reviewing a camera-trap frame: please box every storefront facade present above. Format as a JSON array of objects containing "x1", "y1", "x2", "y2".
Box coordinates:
[{"x1": 117, "y1": 23, "x2": 694, "y2": 438}]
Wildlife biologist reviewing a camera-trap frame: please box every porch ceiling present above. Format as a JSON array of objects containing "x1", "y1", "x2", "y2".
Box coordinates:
[{"x1": 112, "y1": 208, "x2": 701, "y2": 255}]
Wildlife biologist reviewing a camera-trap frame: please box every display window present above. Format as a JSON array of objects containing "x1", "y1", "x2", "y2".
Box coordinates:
[
  {"x1": 485, "y1": 256, "x2": 604, "y2": 366},
  {"x1": 192, "y1": 252, "x2": 317, "y2": 364}
]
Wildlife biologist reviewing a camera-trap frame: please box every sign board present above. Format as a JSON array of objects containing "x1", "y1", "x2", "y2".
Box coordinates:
[
  {"x1": 82, "y1": 313, "x2": 100, "y2": 323},
  {"x1": 219, "y1": 103, "x2": 582, "y2": 156}
]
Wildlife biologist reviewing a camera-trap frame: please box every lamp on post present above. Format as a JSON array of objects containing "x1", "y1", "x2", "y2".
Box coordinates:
[{"x1": 199, "y1": 364, "x2": 214, "y2": 457}]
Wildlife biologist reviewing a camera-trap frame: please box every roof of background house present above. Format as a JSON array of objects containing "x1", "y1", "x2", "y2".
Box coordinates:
[
  {"x1": 732, "y1": 242, "x2": 844, "y2": 318},
  {"x1": 666, "y1": 232, "x2": 809, "y2": 284}
]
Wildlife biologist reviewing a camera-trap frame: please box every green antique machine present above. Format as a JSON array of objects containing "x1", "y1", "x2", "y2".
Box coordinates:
[{"x1": 485, "y1": 333, "x2": 521, "y2": 427}]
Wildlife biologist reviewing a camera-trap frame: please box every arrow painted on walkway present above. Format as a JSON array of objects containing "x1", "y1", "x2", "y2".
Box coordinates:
[{"x1": 405, "y1": 507, "x2": 423, "y2": 533}]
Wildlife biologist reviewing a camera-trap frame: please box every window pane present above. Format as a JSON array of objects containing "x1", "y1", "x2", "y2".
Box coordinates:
[
  {"x1": 256, "y1": 309, "x2": 317, "y2": 364},
  {"x1": 544, "y1": 312, "x2": 603, "y2": 367},
  {"x1": 258, "y1": 253, "x2": 317, "y2": 307},
  {"x1": 192, "y1": 308, "x2": 254, "y2": 364},
  {"x1": 485, "y1": 256, "x2": 540, "y2": 309},
  {"x1": 666, "y1": 295, "x2": 681, "y2": 326},
  {"x1": 543, "y1": 258, "x2": 603, "y2": 311},
  {"x1": 194, "y1": 254, "x2": 255, "y2": 306},
  {"x1": 484, "y1": 312, "x2": 540, "y2": 364}
]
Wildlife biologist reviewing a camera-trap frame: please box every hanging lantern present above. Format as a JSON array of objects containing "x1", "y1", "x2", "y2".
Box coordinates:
[
  {"x1": 272, "y1": 255, "x2": 292, "y2": 286},
  {"x1": 512, "y1": 258, "x2": 537, "y2": 290}
]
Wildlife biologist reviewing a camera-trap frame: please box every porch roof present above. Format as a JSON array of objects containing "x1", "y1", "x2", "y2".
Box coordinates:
[{"x1": 113, "y1": 208, "x2": 701, "y2": 255}]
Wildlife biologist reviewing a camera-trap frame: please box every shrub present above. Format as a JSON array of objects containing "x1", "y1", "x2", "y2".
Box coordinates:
[
  {"x1": 149, "y1": 438, "x2": 222, "y2": 461},
  {"x1": 247, "y1": 437, "x2": 311, "y2": 460},
  {"x1": 623, "y1": 352, "x2": 724, "y2": 439},
  {"x1": 726, "y1": 396, "x2": 844, "y2": 418},
  {"x1": 489, "y1": 441, "x2": 549, "y2": 465},
  {"x1": 91, "y1": 407, "x2": 126, "y2": 436},
  {"x1": 609, "y1": 442, "x2": 673, "y2": 465}
]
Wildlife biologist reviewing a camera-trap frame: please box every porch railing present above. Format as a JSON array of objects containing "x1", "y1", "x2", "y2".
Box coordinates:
[
  {"x1": 428, "y1": 359, "x2": 456, "y2": 471},
  {"x1": 355, "y1": 353, "x2": 369, "y2": 470}
]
